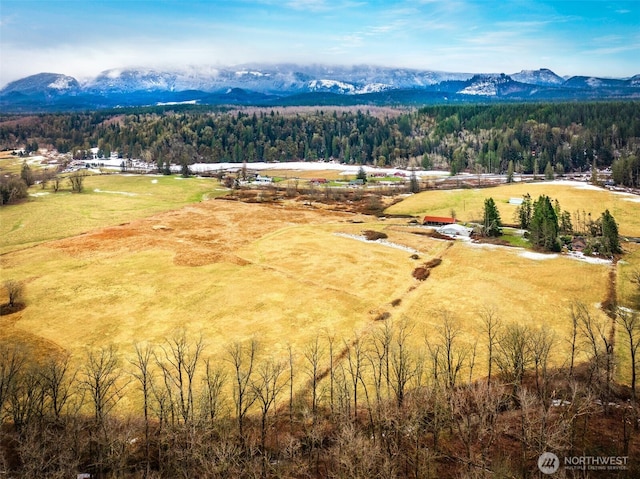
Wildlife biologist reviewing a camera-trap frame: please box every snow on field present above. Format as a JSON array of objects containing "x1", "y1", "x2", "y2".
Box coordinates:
[
  {"x1": 519, "y1": 249, "x2": 611, "y2": 264},
  {"x1": 611, "y1": 191, "x2": 640, "y2": 203},
  {"x1": 93, "y1": 189, "x2": 138, "y2": 196},
  {"x1": 520, "y1": 251, "x2": 557, "y2": 260},
  {"x1": 188, "y1": 161, "x2": 449, "y2": 178},
  {"x1": 334, "y1": 232, "x2": 419, "y2": 254},
  {"x1": 466, "y1": 241, "x2": 501, "y2": 249},
  {"x1": 465, "y1": 241, "x2": 611, "y2": 265},
  {"x1": 528, "y1": 180, "x2": 604, "y2": 191},
  {"x1": 565, "y1": 251, "x2": 612, "y2": 265}
]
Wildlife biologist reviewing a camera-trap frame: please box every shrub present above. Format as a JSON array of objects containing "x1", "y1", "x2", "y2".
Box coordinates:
[
  {"x1": 363, "y1": 230, "x2": 388, "y2": 241},
  {"x1": 412, "y1": 267, "x2": 430, "y2": 281},
  {"x1": 423, "y1": 258, "x2": 443, "y2": 269},
  {"x1": 0, "y1": 176, "x2": 28, "y2": 205}
]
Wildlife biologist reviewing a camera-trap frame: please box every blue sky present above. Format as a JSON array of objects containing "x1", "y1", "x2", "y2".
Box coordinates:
[{"x1": 1, "y1": 0, "x2": 638, "y2": 86}]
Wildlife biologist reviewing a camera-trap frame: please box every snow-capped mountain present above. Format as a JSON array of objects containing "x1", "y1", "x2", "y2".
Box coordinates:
[
  {"x1": 510, "y1": 68, "x2": 564, "y2": 86},
  {"x1": 1, "y1": 72, "x2": 81, "y2": 96},
  {"x1": 1, "y1": 65, "x2": 638, "y2": 112}
]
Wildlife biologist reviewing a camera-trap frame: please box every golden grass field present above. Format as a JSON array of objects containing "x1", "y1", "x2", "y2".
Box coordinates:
[
  {"x1": 2, "y1": 172, "x2": 640, "y2": 404},
  {"x1": 386, "y1": 180, "x2": 640, "y2": 237}
]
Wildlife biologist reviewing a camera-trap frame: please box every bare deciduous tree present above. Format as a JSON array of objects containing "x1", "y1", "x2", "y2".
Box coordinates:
[
  {"x1": 80, "y1": 345, "x2": 127, "y2": 425},
  {"x1": 40, "y1": 352, "x2": 75, "y2": 421},
  {"x1": 389, "y1": 319, "x2": 417, "y2": 408},
  {"x1": 227, "y1": 339, "x2": 258, "y2": 442},
  {"x1": 201, "y1": 357, "x2": 226, "y2": 425},
  {"x1": 3, "y1": 279, "x2": 24, "y2": 309},
  {"x1": 577, "y1": 303, "x2": 614, "y2": 397},
  {"x1": 427, "y1": 311, "x2": 469, "y2": 389},
  {"x1": 530, "y1": 327, "x2": 555, "y2": 404},
  {"x1": 252, "y1": 357, "x2": 287, "y2": 473},
  {"x1": 495, "y1": 323, "x2": 533, "y2": 401},
  {"x1": 68, "y1": 170, "x2": 86, "y2": 193},
  {"x1": 368, "y1": 320, "x2": 392, "y2": 404},
  {"x1": 155, "y1": 332, "x2": 204, "y2": 425},
  {"x1": 618, "y1": 309, "x2": 640, "y2": 402},
  {"x1": 479, "y1": 305, "x2": 501, "y2": 386},
  {"x1": 303, "y1": 334, "x2": 324, "y2": 419},
  {"x1": 344, "y1": 336, "x2": 366, "y2": 422},
  {"x1": 0, "y1": 343, "x2": 28, "y2": 423},
  {"x1": 130, "y1": 343, "x2": 154, "y2": 476}
]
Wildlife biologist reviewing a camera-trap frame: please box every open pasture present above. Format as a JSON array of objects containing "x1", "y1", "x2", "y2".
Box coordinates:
[
  {"x1": 385, "y1": 180, "x2": 640, "y2": 237},
  {"x1": 0, "y1": 174, "x2": 225, "y2": 253},
  {"x1": 1, "y1": 173, "x2": 623, "y2": 397}
]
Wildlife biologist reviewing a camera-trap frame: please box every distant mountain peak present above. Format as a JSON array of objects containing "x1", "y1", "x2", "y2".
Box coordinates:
[
  {"x1": 2, "y1": 72, "x2": 80, "y2": 95},
  {"x1": 1, "y1": 65, "x2": 638, "y2": 112},
  {"x1": 510, "y1": 68, "x2": 564, "y2": 86}
]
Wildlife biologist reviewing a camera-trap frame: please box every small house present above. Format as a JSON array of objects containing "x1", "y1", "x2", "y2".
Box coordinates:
[{"x1": 254, "y1": 175, "x2": 273, "y2": 184}]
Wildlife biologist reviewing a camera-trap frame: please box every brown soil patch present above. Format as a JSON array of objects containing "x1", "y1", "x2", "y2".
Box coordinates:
[{"x1": 49, "y1": 199, "x2": 358, "y2": 266}]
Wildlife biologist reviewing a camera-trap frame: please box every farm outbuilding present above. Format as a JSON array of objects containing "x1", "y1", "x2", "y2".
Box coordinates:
[{"x1": 423, "y1": 215, "x2": 456, "y2": 226}]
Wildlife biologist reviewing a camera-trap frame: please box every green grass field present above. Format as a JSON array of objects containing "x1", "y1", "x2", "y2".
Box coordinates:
[{"x1": 0, "y1": 174, "x2": 226, "y2": 253}]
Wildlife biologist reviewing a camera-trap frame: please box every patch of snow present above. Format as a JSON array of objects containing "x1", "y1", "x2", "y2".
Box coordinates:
[
  {"x1": 187, "y1": 161, "x2": 450, "y2": 178},
  {"x1": 356, "y1": 83, "x2": 389, "y2": 94},
  {"x1": 467, "y1": 242, "x2": 501, "y2": 250},
  {"x1": 530, "y1": 180, "x2": 604, "y2": 191},
  {"x1": 520, "y1": 251, "x2": 558, "y2": 260},
  {"x1": 29, "y1": 192, "x2": 49, "y2": 197},
  {"x1": 48, "y1": 77, "x2": 73, "y2": 90},
  {"x1": 565, "y1": 251, "x2": 611, "y2": 265},
  {"x1": 308, "y1": 79, "x2": 355, "y2": 93},
  {"x1": 458, "y1": 81, "x2": 497, "y2": 96},
  {"x1": 436, "y1": 224, "x2": 472, "y2": 238},
  {"x1": 93, "y1": 188, "x2": 138, "y2": 196},
  {"x1": 151, "y1": 179, "x2": 158, "y2": 184},
  {"x1": 586, "y1": 77, "x2": 602, "y2": 88},
  {"x1": 156, "y1": 100, "x2": 198, "y2": 106},
  {"x1": 235, "y1": 70, "x2": 266, "y2": 77},
  {"x1": 334, "y1": 233, "x2": 418, "y2": 254}
]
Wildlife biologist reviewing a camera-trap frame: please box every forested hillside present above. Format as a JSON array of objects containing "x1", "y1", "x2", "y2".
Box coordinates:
[{"x1": 1, "y1": 102, "x2": 639, "y2": 186}]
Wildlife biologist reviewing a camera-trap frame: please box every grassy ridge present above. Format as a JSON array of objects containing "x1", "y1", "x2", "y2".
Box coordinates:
[{"x1": 385, "y1": 181, "x2": 640, "y2": 237}]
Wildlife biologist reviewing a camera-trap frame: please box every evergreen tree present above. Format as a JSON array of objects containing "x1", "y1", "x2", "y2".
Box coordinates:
[
  {"x1": 529, "y1": 195, "x2": 560, "y2": 251},
  {"x1": 590, "y1": 159, "x2": 599, "y2": 185},
  {"x1": 600, "y1": 209, "x2": 621, "y2": 255},
  {"x1": 356, "y1": 166, "x2": 367, "y2": 183},
  {"x1": 181, "y1": 161, "x2": 191, "y2": 178},
  {"x1": 482, "y1": 198, "x2": 502, "y2": 237},
  {"x1": 544, "y1": 161, "x2": 554, "y2": 180},
  {"x1": 515, "y1": 193, "x2": 532, "y2": 229},
  {"x1": 506, "y1": 160, "x2": 514, "y2": 183},
  {"x1": 409, "y1": 170, "x2": 420, "y2": 193}
]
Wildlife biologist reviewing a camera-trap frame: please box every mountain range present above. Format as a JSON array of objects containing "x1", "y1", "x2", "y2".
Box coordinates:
[{"x1": 1, "y1": 64, "x2": 639, "y2": 112}]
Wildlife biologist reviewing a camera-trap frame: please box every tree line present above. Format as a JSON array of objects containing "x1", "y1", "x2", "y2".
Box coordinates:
[
  {"x1": 1, "y1": 298, "x2": 639, "y2": 478},
  {"x1": 1, "y1": 102, "x2": 638, "y2": 185}
]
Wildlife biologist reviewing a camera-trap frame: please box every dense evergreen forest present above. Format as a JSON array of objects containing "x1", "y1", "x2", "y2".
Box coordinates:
[{"x1": 1, "y1": 102, "x2": 639, "y2": 186}]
